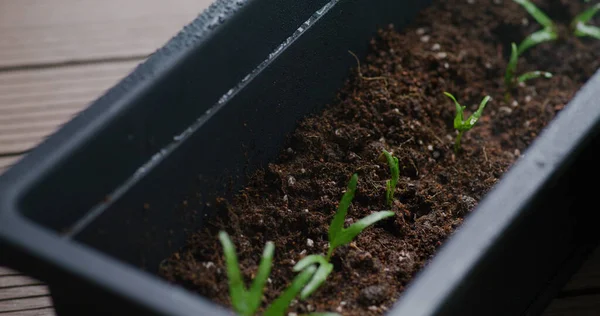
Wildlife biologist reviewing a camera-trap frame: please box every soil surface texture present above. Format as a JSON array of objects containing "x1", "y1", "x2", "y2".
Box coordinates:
[{"x1": 160, "y1": 0, "x2": 600, "y2": 315}]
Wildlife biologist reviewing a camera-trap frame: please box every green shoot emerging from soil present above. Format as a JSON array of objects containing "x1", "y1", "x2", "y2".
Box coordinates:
[
  {"x1": 514, "y1": 0, "x2": 600, "y2": 54},
  {"x1": 263, "y1": 267, "x2": 316, "y2": 316},
  {"x1": 513, "y1": 0, "x2": 559, "y2": 55},
  {"x1": 444, "y1": 92, "x2": 491, "y2": 153},
  {"x1": 380, "y1": 150, "x2": 399, "y2": 207},
  {"x1": 292, "y1": 255, "x2": 333, "y2": 301},
  {"x1": 572, "y1": 4, "x2": 600, "y2": 40},
  {"x1": 219, "y1": 231, "x2": 316, "y2": 316},
  {"x1": 504, "y1": 42, "x2": 552, "y2": 100},
  {"x1": 293, "y1": 174, "x2": 395, "y2": 300}
]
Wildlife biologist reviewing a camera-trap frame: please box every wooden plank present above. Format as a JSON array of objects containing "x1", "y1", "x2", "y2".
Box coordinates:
[
  {"x1": 0, "y1": 61, "x2": 138, "y2": 112},
  {"x1": 0, "y1": 286, "x2": 50, "y2": 301},
  {"x1": 0, "y1": 308, "x2": 55, "y2": 316},
  {"x1": 0, "y1": 61, "x2": 139, "y2": 154},
  {"x1": 561, "y1": 247, "x2": 600, "y2": 292},
  {"x1": 0, "y1": 131, "x2": 57, "y2": 155},
  {"x1": 0, "y1": 0, "x2": 214, "y2": 68},
  {"x1": 0, "y1": 297, "x2": 52, "y2": 313},
  {"x1": 0, "y1": 267, "x2": 22, "y2": 277},
  {"x1": 0, "y1": 276, "x2": 43, "y2": 288},
  {"x1": 543, "y1": 294, "x2": 600, "y2": 316}
]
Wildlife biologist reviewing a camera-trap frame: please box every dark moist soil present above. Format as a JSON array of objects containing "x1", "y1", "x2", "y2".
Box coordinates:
[{"x1": 159, "y1": 0, "x2": 600, "y2": 315}]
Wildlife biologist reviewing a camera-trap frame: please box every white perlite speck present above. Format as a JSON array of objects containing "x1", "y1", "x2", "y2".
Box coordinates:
[
  {"x1": 202, "y1": 262, "x2": 215, "y2": 268},
  {"x1": 307, "y1": 238, "x2": 314, "y2": 247},
  {"x1": 499, "y1": 106, "x2": 512, "y2": 114}
]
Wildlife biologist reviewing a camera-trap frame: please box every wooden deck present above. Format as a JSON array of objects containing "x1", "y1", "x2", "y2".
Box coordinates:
[
  {"x1": 0, "y1": 1, "x2": 212, "y2": 314},
  {"x1": 0, "y1": 0, "x2": 598, "y2": 315}
]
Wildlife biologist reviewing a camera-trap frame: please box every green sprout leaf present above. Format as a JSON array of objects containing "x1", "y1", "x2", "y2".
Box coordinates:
[
  {"x1": 517, "y1": 71, "x2": 553, "y2": 83},
  {"x1": 517, "y1": 28, "x2": 558, "y2": 55},
  {"x1": 264, "y1": 266, "x2": 317, "y2": 316},
  {"x1": 219, "y1": 231, "x2": 247, "y2": 315},
  {"x1": 443, "y1": 92, "x2": 465, "y2": 130},
  {"x1": 292, "y1": 174, "x2": 395, "y2": 300},
  {"x1": 513, "y1": 0, "x2": 555, "y2": 28},
  {"x1": 330, "y1": 211, "x2": 396, "y2": 250},
  {"x1": 574, "y1": 22, "x2": 600, "y2": 39},
  {"x1": 292, "y1": 255, "x2": 333, "y2": 300},
  {"x1": 219, "y1": 231, "x2": 274, "y2": 316},
  {"x1": 505, "y1": 43, "x2": 519, "y2": 90},
  {"x1": 466, "y1": 96, "x2": 491, "y2": 128},
  {"x1": 381, "y1": 150, "x2": 399, "y2": 207},
  {"x1": 504, "y1": 42, "x2": 552, "y2": 101},
  {"x1": 573, "y1": 3, "x2": 600, "y2": 24},
  {"x1": 512, "y1": 0, "x2": 558, "y2": 55},
  {"x1": 249, "y1": 239, "x2": 275, "y2": 308},
  {"x1": 444, "y1": 93, "x2": 491, "y2": 153},
  {"x1": 572, "y1": 4, "x2": 600, "y2": 39},
  {"x1": 293, "y1": 255, "x2": 325, "y2": 272},
  {"x1": 328, "y1": 174, "x2": 358, "y2": 248},
  {"x1": 295, "y1": 208, "x2": 393, "y2": 300}
]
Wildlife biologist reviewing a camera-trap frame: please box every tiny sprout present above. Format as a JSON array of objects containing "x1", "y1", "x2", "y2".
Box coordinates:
[
  {"x1": 219, "y1": 231, "x2": 316, "y2": 316},
  {"x1": 572, "y1": 4, "x2": 600, "y2": 40},
  {"x1": 219, "y1": 231, "x2": 272, "y2": 316},
  {"x1": 263, "y1": 266, "x2": 317, "y2": 316},
  {"x1": 293, "y1": 174, "x2": 395, "y2": 300},
  {"x1": 292, "y1": 255, "x2": 333, "y2": 301},
  {"x1": 513, "y1": 0, "x2": 558, "y2": 55},
  {"x1": 379, "y1": 150, "x2": 399, "y2": 207},
  {"x1": 326, "y1": 174, "x2": 395, "y2": 260},
  {"x1": 444, "y1": 92, "x2": 491, "y2": 153},
  {"x1": 514, "y1": 0, "x2": 600, "y2": 54},
  {"x1": 504, "y1": 42, "x2": 552, "y2": 100}
]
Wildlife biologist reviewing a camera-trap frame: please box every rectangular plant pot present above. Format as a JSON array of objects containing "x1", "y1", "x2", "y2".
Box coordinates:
[{"x1": 1, "y1": 0, "x2": 600, "y2": 315}]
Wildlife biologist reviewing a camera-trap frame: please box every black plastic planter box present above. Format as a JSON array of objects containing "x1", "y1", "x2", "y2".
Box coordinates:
[{"x1": 1, "y1": 0, "x2": 600, "y2": 315}]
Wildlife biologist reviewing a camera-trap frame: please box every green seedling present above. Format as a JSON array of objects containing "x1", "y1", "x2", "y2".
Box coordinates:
[
  {"x1": 572, "y1": 3, "x2": 600, "y2": 40},
  {"x1": 219, "y1": 231, "x2": 272, "y2": 316},
  {"x1": 444, "y1": 92, "x2": 491, "y2": 153},
  {"x1": 504, "y1": 42, "x2": 552, "y2": 101},
  {"x1": 263, "y1": 266, "x2": 317, "y2": 316},
  {"x1": 379, "y1": 150, "x2": 399, "y2": 207},
  {"x1": 293, "y1": 174, "x2": 395, "y2": 300},
  {"x1": 219, "y1": 231, "x2": 317, "y2": 316},
  {"x1": 514, "y1": 0, "x2": 600, "y2": 54},
  {"x1": 513, "y1": 0, "x2": 559, "y2": 55},
  {"x1": 292, "y1": 255, "x2": 334, "y2": 302},
  {"x1": 326, "y1": 174, "x2": 394, "y2": 260}
]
